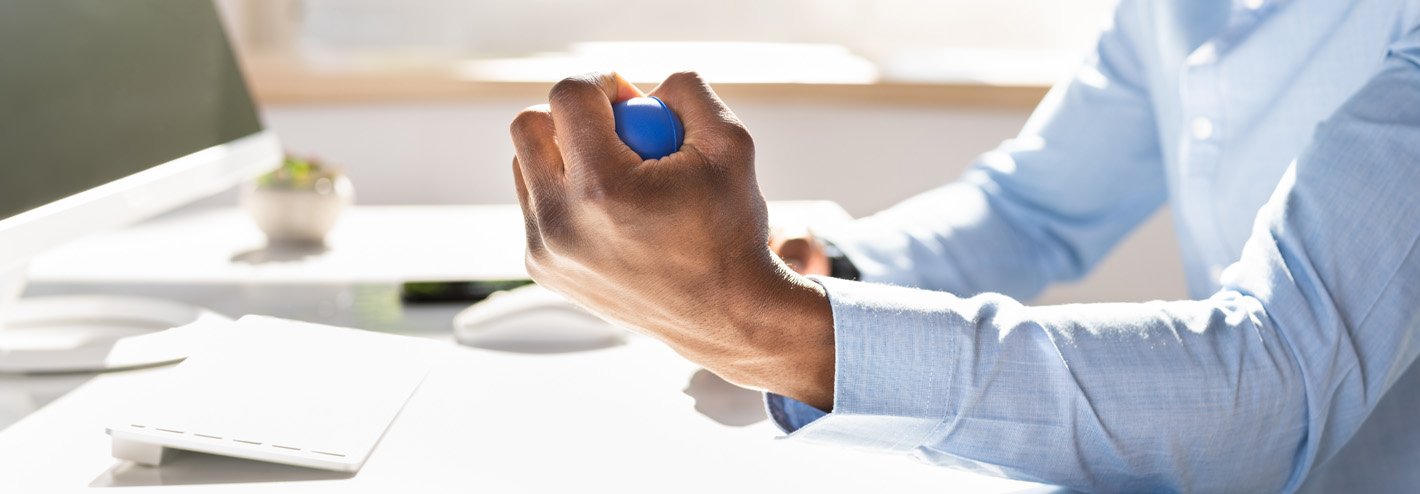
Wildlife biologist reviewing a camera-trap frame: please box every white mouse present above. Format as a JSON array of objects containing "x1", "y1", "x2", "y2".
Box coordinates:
[{"x1": 452, "y1": 284, "x2": 625, "y2": 353}]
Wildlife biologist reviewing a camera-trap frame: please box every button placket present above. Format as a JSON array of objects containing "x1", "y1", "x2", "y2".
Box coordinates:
[{"x1": 1179, "y1": 38, "x2": 1233, "y2": 280}]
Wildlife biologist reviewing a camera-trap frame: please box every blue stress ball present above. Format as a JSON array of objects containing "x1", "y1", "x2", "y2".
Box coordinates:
[{"x1": 612, "y1": 96, "x2": 683, "y2": 160}]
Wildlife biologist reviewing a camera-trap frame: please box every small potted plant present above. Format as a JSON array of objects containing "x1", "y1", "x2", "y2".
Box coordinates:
[{"x1": 242, "y1": 155, "x2": 355, "y2": 245}]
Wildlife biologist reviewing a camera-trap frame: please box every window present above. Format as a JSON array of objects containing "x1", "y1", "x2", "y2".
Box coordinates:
[{"x1": 222, "y1": 0, "x2": 1117, "y2": 85}]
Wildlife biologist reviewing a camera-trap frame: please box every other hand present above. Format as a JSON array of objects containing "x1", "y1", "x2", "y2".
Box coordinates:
[{"x1": 770, "y1": 227, "x2": 831, "y2": 277}]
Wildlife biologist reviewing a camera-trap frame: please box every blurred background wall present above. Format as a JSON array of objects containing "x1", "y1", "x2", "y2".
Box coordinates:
[{"x1": 211, "y1": 0, "x2": 1186, "y2": 305}]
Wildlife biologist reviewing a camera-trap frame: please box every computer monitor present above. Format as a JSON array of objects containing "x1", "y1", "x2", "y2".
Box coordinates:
[{"x1": 0, "y1": 0, "x2": 281, "y2": 371}]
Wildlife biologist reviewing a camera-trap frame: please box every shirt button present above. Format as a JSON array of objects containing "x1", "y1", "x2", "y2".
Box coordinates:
[{"x1": 1191, "y1": 117, "x2": 1214, "y2": 140}]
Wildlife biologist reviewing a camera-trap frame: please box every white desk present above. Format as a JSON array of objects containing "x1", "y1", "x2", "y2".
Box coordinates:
[
  {"x1": 26, "y1": 203, "x2": 858, "y2": 285},
  {"x1": 0, "y1": 204, "x2": 1054, "y2": 492}
]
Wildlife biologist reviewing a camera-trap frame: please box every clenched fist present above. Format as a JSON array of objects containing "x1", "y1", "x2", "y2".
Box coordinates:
[{"x1": 510, "y1": 72, "x2": 834, "y2": 410}]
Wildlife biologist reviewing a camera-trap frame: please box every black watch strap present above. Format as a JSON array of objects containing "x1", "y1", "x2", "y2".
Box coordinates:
[{"x1": 822, "y1": 240, "x2": 861, "y2": 281}]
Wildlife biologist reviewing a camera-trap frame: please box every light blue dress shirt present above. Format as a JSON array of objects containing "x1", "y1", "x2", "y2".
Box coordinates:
[{"x1": 766, "y1": 0, "x2": 1420, "y2": 492}]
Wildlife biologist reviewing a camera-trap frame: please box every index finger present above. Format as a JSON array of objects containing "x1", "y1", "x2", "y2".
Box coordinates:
[{"x1": 547, "y1": 72, "x2": 646, "y2": 172}]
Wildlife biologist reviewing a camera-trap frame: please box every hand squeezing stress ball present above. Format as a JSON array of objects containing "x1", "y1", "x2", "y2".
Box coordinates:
[{"x1": 508, "y1": 72, "x2": 836, "y2": 410}]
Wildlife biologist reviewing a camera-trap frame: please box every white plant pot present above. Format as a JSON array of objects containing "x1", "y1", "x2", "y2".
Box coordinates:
[{"x1": 241, "y1": 176, "x2": 354, "y2": 245}]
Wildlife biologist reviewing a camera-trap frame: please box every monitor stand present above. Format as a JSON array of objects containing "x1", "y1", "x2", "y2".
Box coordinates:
[{"x1": 0, "y1": 264, "x2": 226, "y2": 374}]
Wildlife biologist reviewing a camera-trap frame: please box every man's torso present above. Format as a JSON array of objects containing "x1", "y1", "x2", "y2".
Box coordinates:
[{"x1": 1131, "y1": 0, "x2": 1419, "y2": 490}]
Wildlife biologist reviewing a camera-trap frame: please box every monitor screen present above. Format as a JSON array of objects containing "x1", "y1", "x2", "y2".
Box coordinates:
[{"x1": 0, "y1": 0, "x2": 262, "y2": 221}]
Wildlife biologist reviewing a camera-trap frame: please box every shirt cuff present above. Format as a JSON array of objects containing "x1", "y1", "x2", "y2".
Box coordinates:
[
  {"x1": 765, "y1": 275, "x2": 962, "y2": 455},
  {"x1": 764, "y1": 392, "x2": 827, "y2": 433}
]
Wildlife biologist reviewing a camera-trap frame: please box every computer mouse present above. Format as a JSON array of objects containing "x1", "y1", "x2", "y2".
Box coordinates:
[{"x1": 452, "y1": 284, "x2": 625, "y2": 354}]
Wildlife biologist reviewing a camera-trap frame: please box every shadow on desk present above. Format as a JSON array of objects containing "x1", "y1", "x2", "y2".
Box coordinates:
[
  {"x1": 230, "y1": 243, "x2": 331, "y2": 265},
  {"x1": 90, "y1": 451, "x2": 354, "y2": 487},
  {"x1": 683, "y1": 369, "x2": 768, "y2": 427}
]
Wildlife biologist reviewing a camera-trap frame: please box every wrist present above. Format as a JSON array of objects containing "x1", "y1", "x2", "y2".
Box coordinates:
[
  {"x1": 729, "y1": 263, "x2": 836, "y2": 411},
  {"x1": 659, "y1": 249, "x2": 836, "y2": 411}
]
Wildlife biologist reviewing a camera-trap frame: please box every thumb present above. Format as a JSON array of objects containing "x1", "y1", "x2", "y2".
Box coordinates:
[{"x1": 616, "y1": 76, "x2": 647, "y2": 101}]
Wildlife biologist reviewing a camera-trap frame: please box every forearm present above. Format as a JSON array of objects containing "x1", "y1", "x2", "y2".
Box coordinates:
[
  {"x1": 797, "y1": 278, "x2": 1311, "y2": 491},
  {"x1": 820, "y1": 178, "x2": 1114, "y2": 298}
]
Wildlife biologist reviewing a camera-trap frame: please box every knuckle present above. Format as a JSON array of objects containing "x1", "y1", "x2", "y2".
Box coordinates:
[
  {"x1": 659, "y1": 71, "x2": 711, "y2": 102},
  {"x1": 664, "y1": 70, "x2": 706, "y2": 88},
  {"x1": 509, "y1": 106, "x2": 549, "y2": 136},
  {"x1": 702, "y1": 124, "x2": 755, "y2": 160},
  {"x1": 717, "y1": 122, "x2": 753, "y2": 146},
  {"x1": 548, "y1": 75, "x2": 599, "y2": 105}
]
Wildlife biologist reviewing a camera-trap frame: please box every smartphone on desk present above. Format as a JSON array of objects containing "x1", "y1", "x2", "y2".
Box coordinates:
[{"x1": 399, "y1": 280, "x2": 535, "y2": 304}]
